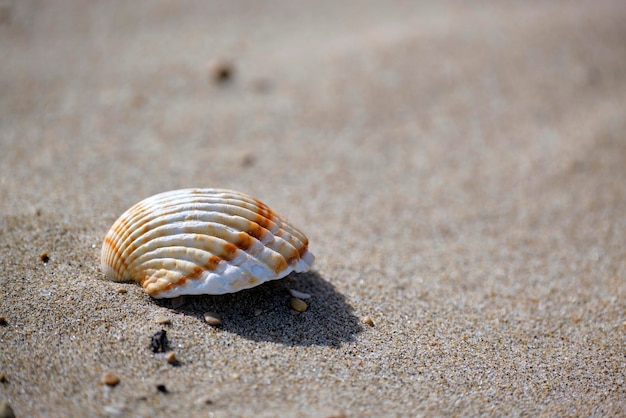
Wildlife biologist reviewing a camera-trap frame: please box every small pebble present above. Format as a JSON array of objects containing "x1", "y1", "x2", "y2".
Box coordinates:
[
  {"x1": 116, "y1": 288, "x2": 128, "y2": 294},
  {"x1": 150, "y1": 330, "x2": 168, "y2": 353},
  {"x1": 208, "y1": 59, "x2": 234, "y2": 84},
  {"x1": 166, "y1": 352, "x2": 177, "y2": 365},
  {"x1": 156, "y1": 384, "x2": 168, "y2": 393},
  {"x1": 0, "y1": 374, "x2": 6, "y2": 383},
  {"x1": 101, "y1": 372, "x2": 120, "y2": 387},
  {"x1": 203, "y1": 312, "x2": 221, "y2": 326},
  {"x1": 0, "y1": 317, "x2": 7, "y2": 326},
  {"x1": 40, "y1": 251, "x2": 50, "y2": 263},
  {"x1": 155, "y1": 315, "x2": 171, "y2": 325},
  {"x1": 289, "y1": 289, "x2": 311, "y2": 299},
  {"x1": 362, "y1": 316, "x2": 375, "y2": 327},
  {"x1": 238, "y1": 151, "x2": 256, "y2": 168},
  {"x1": 290, "y1": 297, "x2": 308, "y2": 312},
  {"x1": 195, "y1": 394, "x2": 214, "y2": 405},
  {"x1": 0, "y1": 401, "x2": 15, "y2": 418}
]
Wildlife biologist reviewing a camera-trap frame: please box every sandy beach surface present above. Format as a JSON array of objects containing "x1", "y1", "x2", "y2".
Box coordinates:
[{"x1": 1, "y1": 1, "x2": 625, "y2": 416}]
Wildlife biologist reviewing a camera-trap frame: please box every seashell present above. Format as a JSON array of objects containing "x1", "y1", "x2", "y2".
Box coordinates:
[{"x1": 101, "y1": 188, "x2": 314, "y2": 298}]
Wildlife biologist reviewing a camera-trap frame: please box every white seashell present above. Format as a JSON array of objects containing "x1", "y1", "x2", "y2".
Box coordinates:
[{"x1": 101, "y1": 188, "x2": 314, "y2": 298}]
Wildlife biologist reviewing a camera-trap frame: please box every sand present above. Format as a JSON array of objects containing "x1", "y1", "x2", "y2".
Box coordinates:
[{"x1": 1, "y1": 1, "x2": 625, "y2": 416}]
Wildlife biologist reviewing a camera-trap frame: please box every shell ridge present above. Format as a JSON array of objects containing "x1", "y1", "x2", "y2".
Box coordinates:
[
  {"x1": 127, "y1": 234, "x2": 244, "y2": 271},
  {"x1": 122, "y1": 216, "x2": 273, "y2": 268},
  {"x1": 262, "y1": 232, "x2": 301, "y2": 266},
  {"x1": 128, "y1": 232, "x2": 287, "y2": 276},
  {"x1": 271, "y1": 212, "x2": 309, "y2": 245},
  {"x1": 130, "y1": 234, "x2": 293, "y2": 288},
  {"x1": 268, "y1": 218, "x2": 310, "y2": 267},
  {"x1": 112, "y1": 197, "x2": 282, "y2": 260},
  {"x1": 279, "y1": 219, "x2": 309, "y2": 246},
  {"x1": 141, "y1": 200, "x2": 282, "y2": 235},
  {"x1": 131, "y1": 246, "x2": 227, "y2": 275},
  {"x1": 139, "y1": 191, "x2": 265, "y2": 217}
]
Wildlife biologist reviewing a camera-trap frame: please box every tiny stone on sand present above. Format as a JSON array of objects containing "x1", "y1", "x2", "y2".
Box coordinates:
[
  {"x1": 155, "y1": 315, "x2": 171, "y2": 325},
  {"x1": 150, "y1": 329, "x2": 168, "y2": 353},
  {"x1": 204, "y1": 312, "x2": 221, "y2": 326},
  {"x1": 207, "y1": 58, "x2": 234, "y2": 84},
  {"x1": 40, "y1": 251, "x2": 49, "y2": 263},
  {"x1": 195, "y1": 395, "x2": 214, "y2": 405},
  {"x1": 362, "y1": 316, "x2": 375, "y2": 327},
  {"x1": 290, "y1": 297, "x2": 308, "y2": 312},
  {"x1": 101, "y1": 372, "x2": 120, "y2": 387},
  {"x1": 166, "y1": 352, "x2": 177, "y2": 365}
]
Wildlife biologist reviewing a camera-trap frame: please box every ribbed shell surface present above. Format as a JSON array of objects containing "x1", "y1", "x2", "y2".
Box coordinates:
[{"x1": 101, "y1": 189, "x2": 314, "y2": 298}]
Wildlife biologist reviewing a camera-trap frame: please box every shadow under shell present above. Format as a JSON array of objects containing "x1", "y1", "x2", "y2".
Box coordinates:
[{"x1": 154, "y1": 270, "x2": 362, "y2": 348}]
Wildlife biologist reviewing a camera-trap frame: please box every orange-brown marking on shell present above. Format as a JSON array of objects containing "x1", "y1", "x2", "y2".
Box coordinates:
[
  {"x1": 108, "y1": 204, "x2": 155, "y2": 275},
  {"x1": 188, "y1": 266, "x2": 205, "y2": 279},
  {"x1": 273, "y1": 257, "x2": 288, "y2": 274},
  {"x1": 113, "y1": 215, "x2": 131, "y2": 239},
  {"x1": 156, "y1": 253, "x2": 223, "y2": 294},
  {"x1": 125, "y1": 204, "x2": 151, "y2": 234},
  {"x1": 103, "y1": 236, "x2": 117, "y2": 254},
  {"x1": 145, "y1": 263, "x2": 202, "y2": 296},
  {"x1": 119, "y1": 202, "x2": 168, "y2": 249},
  {"x1": 172, "y1": 276, "x2": 188, "y2": 290},
  {"x1": 221, "y1": 242, "x2": 238, "y2": 261},
  {"x1": 253, "y1": 198, "x2": 274, "y2": 229},
  {"x1": 103, "y1": 236, "x2": 127, "y2": 275},
  {"x1": 168, "y1": 264, "x2": 202, "y2": 290},
  {"x1": 235, "y1": 232, "x2": 253, "y2": 251},
  {"x1": 232, "y1": 272, "x2": 260, "y2": 290},
  {"x1": 206, "y1": 255, "x2": 222, "y2": 271},
  {"x1": 157, "y1": 276, "x2": 189, "y2": 294},
  {"x1": 108, "y1": 219, "x2": 132, "y2": 270},
  {"x1": 138, "y1": 274, "x2": 149, "y2": 287},
  {"x1": 246, "y1": 222, "x2": 265, "y2": 241},
  {"x1": 286, "y1": 254, "x2": 300, "y2": 266},
  {"x1": 298, "y1": 240, "x2": 309, "y2": 258},
  {"x1": 284, "y1": 234, "x2": 309, "y2": 266}
]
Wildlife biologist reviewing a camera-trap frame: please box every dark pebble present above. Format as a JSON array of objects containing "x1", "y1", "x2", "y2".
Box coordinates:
[
  {"x1": 208, "y1": 59, "x2": 234, "y2": 84},
  {"x1": 150, "y1": 329, "x2": 168, "y2": 353}
]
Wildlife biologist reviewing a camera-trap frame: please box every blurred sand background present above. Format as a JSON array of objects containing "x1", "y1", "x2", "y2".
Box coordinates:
[{"x1": 1, "y1": 0, "x2": 625, "y2": 416}]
